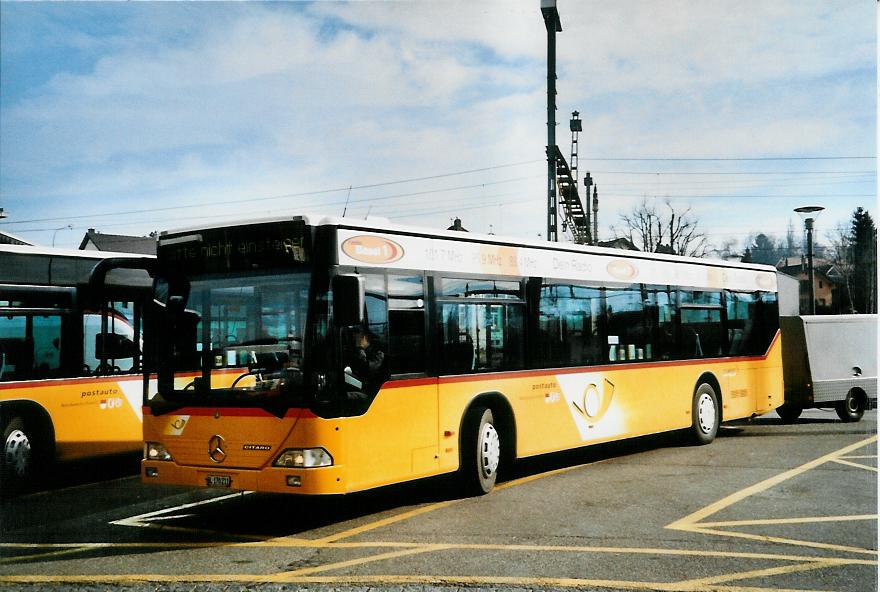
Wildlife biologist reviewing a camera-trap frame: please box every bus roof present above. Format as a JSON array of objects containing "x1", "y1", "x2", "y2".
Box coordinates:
[
  {"x1": 0, "y1": 244, "x2": 154, "y2": 289},
  {"x1": 159, "y1": 213, "x2": 777, "y2": 275}
]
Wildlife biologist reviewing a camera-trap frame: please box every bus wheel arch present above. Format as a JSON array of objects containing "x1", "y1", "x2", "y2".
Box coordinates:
[
  {"x1": 836, "y1": 388, "x2": 867, "y2": 423},
  {"x1": 0, "y1": 401, "x2": 55, "y2": 494},
  {"x1": 689, "y1": 373, "x2": 722, "y2": 445},
  {"x1": 458, "y1": 392, "x2": 516, "y2": 495}
]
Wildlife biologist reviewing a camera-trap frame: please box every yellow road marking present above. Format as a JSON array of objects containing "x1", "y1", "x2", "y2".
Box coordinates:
[
  {"x1": 698, "y1": 514, "x2": 878, "y2": 528},
  {"x1": 305, "y1": 458, "x2": 607, "y2": 544},
  {"x1": 307, "y1": 500, "x2": 462, "y2": 544},
  {"x1": 839, "y1": 455, "x2": 877, "y2": 459},
  {"x1": 495, "y1": 460, "x2": 607, "y2": 490},
  {"x1": 830, "y1": 458, "x2": 878, "y2": 472},
  {"x1": 675, "y1": 559, "x2": 840, "y2": 588},
  {"x1": 0, "y1": 545, "x2": 107, "y2": 564},
  {"x1": 263, "y1": 544, "x2": 452, "y2": 581},
  {"x1": 687, "y1": 526, "x2": 876, "y2": 556},
  {"x1": 1, "y1": 540, "x2": 875, "y2": 565},
  {"x1": 4, "y1": 436, "x2": 874, "y2": 587},
  {"x1": 667, "y1": 435, "x2": 877, "y2": 531}
]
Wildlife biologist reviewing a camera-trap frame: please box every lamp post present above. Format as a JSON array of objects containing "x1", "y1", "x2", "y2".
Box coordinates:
[
  {"x1": 794, "y1": 206, "x2": 825, "y2": 315},
  {"x1": 52, "y1": 224, "x2": 73, "y2": 247}
]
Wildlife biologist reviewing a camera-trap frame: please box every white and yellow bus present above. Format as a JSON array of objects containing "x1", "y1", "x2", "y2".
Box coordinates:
[
  {"x1": 129, "y1": 216, "x2": 782, "y2": 496},
  {"x1": 0, "y1": 245, "x2": 153, "y2": 493}
]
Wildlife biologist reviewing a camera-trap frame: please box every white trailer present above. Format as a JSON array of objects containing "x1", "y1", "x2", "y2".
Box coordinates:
[{"x1": 778, "y1": 314, "x2": 877, "y2": 422}]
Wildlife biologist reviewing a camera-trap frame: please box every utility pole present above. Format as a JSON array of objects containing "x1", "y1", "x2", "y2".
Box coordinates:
[
  {"x1": 542, "y1": 0, "x2": 562, "y2": 243},
  {"x1": 795, "y1": 206, "x2": 824, "y2": 315},
  {"x1": 592, "y1": 185, "x2": 599, "y2": 245},
  {"x1": 583, "y1": 172, "x2": 592, "y2": 243}
]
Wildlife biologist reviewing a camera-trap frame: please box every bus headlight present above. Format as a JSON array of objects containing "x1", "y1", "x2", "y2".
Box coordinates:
[
  {"x1": 273, "y1": 448, "x2": 333, "y2": 468},
  {"x1": 145, "y1": 442, "x2": 173, "y2": 461}
]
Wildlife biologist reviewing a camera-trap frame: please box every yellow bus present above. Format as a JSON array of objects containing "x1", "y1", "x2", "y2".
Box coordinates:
[
  {"x1": 128, "y1": 216, "x2": 782, "y2": 496},
  {"x1": 0, "y1": 245, "x2": 153, "y2": 493}
]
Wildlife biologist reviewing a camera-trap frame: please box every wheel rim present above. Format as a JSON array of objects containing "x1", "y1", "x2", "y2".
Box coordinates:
[
  {"x1": 697, "y1": 393, "x2": 716, "y2": 434},
  {"x1": 5, "y1": 429, "x2": 31, "y2": 477},
  {"x1": 479, "y1": 423, "x2": 500, "y2": 477},
  {"x1": 846, "y1": 396, "x2": 859, "y2": 414}
]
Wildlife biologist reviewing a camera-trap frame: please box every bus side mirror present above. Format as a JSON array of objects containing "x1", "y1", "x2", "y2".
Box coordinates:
[{"x1": 332, "y1": 275, "x2": 365, "y2": 327}]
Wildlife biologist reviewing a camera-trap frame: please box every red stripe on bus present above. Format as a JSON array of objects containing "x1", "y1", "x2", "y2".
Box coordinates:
[
  {"x1": 0, "y1": 374, "x2": 143, "y2": 390},
  {"x1": 438, "y1": 329, "x2": 781, "y2": 385},
  {"x1": 142, "y1": 406, "x2": 316, "y2": 419}
]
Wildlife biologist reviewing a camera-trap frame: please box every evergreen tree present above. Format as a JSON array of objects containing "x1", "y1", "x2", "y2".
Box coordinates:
[
  {"x1": 746, "y1": 233, "x2": 782, "y2": 266},
  {"x1": 850, "y1": 208, "x2": 877, "y2": 313}
]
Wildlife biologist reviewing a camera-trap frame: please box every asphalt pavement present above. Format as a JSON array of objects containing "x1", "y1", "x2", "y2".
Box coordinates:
[{"x1": 1, "y1": 408, "x2": 876, "y2": 592}]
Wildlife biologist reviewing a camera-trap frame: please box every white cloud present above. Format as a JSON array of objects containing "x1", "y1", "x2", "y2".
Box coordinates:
[{"x1": 0, "y1": 1, "x2": 874, "y2": 249}]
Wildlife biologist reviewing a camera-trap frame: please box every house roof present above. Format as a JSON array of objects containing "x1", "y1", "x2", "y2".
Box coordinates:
[
  {"x1": 0, "y1": 230, "x2": 34, "y2": 246},
  {"x1": 597, "y1": 237, "x2": 639, "y2": 251},
  {"x1": 79, "y1": 228, "x2": 157, "y2": 255}
]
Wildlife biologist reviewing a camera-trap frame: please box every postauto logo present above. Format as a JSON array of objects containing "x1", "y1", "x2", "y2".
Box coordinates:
[{"x1": 341, "y1": 235, "x2": 405, "y2": 265}]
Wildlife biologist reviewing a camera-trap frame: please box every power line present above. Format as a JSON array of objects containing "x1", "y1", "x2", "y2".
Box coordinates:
[
  {"x1": 580, "y1": 156, "x2": 875, "y2": 161},
  {"x1": 3, "y1": 160, "x2": 874, "y2": 226},
  {"x1": 588, "y1": 170, "x2": 876, "y2": 176}
]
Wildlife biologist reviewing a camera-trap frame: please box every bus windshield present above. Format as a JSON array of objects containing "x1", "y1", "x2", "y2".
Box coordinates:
[{"x1": 154, "y1": 271, "x2": 313, "y2": 414}]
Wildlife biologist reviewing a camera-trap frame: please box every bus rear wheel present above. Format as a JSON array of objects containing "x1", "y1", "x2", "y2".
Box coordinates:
[
  {"x1": 835, "y1": 389, "x2": 866, "y2": 423},
  {"x1": 689, "y1": 383, "x2": 719, "y2": 445},
  {"x1": 460, "y1": 407, "x2": 500, "y2": 495}
]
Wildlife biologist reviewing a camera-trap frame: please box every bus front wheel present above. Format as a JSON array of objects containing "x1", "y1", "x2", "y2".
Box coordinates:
[
  {"x1": 1, "y1": 417, "x2": 34, "y2": 494},
  {"x1": 689, "y1": 383, "x2": 719, "y2": 445},
  {"x1": 836, "y1": 389, "x2": 866, "y2": 423},
  {"x1": 460, "y1": 407, "x2": 500, "y2": 495}
]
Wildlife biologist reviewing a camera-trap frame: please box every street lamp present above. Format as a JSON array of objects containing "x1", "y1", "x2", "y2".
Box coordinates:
[
  {"x1": 52, "y1": 224, "x2": 73, "y2": 247},
  {"x1": 794, "y1": 205, "x2": 825, "y2": 314}
]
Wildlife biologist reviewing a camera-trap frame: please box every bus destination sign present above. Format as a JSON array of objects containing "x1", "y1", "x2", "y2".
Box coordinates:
[{"x1": 159, "y1": 221, "x2": 309, "y2": 274}]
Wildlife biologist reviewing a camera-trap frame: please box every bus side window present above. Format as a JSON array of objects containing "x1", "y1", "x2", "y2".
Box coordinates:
[
  {"x1": 537, "y1": 282, "x2": 603, "y2": 368},
  {"x1": 0, "y1": 315, "x2": 29, "y2": 381},
  {"x1": 726, "y1": 291, "x2": 758, "y2": 356},
  {"x1": 679, "y1": 290, "x2": 725, "y2": 359},
  {"x1": 86, "y1": 301, "x2": 140, "y2": 375},
  {"x1": 0, "y1": 315, "x2": 62, "y2": 380},
  {"x1": 388, "y1": 274, "x2": 426, "y2": 375},
  {"x1": 605, "y1": 285, "x2": 646, "y2": 362},
  {"x1": 439, "y1": 302, "x2": 524, "y2": 373},
  {"x1": 32, "y1": 315, "x2": 62, "y2": 378}
]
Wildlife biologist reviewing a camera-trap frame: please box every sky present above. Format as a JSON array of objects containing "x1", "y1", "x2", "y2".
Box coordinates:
[{"x1": 0, "y1": 0, "x2": 876, "y2": 254}]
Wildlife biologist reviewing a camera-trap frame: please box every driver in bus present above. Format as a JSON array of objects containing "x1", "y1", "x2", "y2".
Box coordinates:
[
  {"x1": 351, "y1": 328, "x2": 385, "y2": 385},
  {"x1": 344, "y1": 328, "x2": 387, "y2": 405}
]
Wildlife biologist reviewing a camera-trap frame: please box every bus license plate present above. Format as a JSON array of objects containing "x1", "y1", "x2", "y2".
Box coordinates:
[{"x1": 206, "y1": 475, "x2": 232, "y2": 488}]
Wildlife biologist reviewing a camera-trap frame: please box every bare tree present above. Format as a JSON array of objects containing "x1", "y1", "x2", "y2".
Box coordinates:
[
  {"x1": 827, "y1": 223, "x2": 855, "y2": 313},
  {"x1": 709, "y1": 237, "x2": 738, "y2": 260},
  {"x1": 612, "y1": 198, "x2": 708, "y2": 257}
]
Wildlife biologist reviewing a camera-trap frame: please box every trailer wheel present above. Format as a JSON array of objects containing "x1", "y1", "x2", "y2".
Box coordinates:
[
  {"x1": 835, "y1": 389, "x2": 865, "y2": 423},
  {"x1": 776, "y1": 403, "x2": 802, "y2": 423}
]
